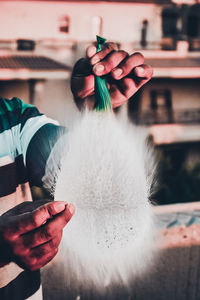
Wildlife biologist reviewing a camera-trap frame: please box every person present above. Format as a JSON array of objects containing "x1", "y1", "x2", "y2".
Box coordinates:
[{"x1": 0, "y1": 42, "x2": 153, "y2": 300}]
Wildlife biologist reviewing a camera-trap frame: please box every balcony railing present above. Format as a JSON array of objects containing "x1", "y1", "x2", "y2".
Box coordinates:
[{"x1": 135, "y1": 109, "x2": 200, "y2": 125}]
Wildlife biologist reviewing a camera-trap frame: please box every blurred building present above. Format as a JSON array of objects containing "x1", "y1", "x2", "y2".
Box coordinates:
[
  {"x1": 0, "y1": 0, "x2": 200, "y2": 144},
  {"x1": 2, "y1": 3, "x2": 200, "y2": 296}
]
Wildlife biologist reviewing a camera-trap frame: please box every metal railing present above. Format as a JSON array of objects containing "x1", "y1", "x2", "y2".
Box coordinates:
[{"x1": 135, "y1": 109, "x2": 200, "y2": 125}]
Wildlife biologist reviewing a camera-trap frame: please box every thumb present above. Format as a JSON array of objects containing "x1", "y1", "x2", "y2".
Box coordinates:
[{"x1": 8, "y1": 201, "x2": 67, "y2": 236}]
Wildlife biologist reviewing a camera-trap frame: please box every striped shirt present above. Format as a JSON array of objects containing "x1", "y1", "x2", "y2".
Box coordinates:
[{"x1": 0, "y1": 97, "x2": 67, "y2": 299}]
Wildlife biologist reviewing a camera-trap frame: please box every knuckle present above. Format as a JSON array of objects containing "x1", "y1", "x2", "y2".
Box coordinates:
[
  {"x1": 48, "y1": 239, "x2": 55, "y2": 250},
  {"x1": 3, "y1": 229, "x2": 17, "y2": 242},
  {"x1": 118, "y1": 50, "x2": 128, "y2": 57},
  {"x1": 49, "y1": 247, "x2": 58, "y2": 259},
  {"x1": 51, "y1": 237, "x2": 60, "y2": 249},
  {"x1": 29, "y1": 213, "x2": 39, "y2": 228},
  {"x1": 40, "y1": 247, "x2": 58, "y2": 264},
  {"x1": 23, "y1": 213, "x2": 38, "y2": 230},
  {"x1": 47, "y1": 250, "x2": 56, "y2": 260},
  {"x1": 50, "y1": 236, "x2": 61, "y2": 249},
  {"x1": 21, "y1": 248, "x2": 30, "y2": 256},
  {"x1": 42, "y1": 226, "x2": 52, "y2": 241},
  {"x1": 134, "y1": 52, "x2": 144, "y2": 61},
  {"x1": 43, "y1": 253, "x2": 56, "y2": 267}
]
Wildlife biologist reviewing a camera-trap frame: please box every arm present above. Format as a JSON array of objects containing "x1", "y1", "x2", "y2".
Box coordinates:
[
  {"x1": 11, "y1": 98, "x2": 68, "y2": 191},
  {"x1": 0, "y1": 98, "x2": 72, "y2": 269}
]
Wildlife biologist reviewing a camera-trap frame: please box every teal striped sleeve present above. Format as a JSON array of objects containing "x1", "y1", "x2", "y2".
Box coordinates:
[
  {"x1": 0, "y1": 97, "x2": 68, "y2": 190},
  {"x1": 18, "y1": 99, "x2": 59, "y2": 164},
  {"x1": 0, "y1": 97, "x2": 59, "y2": 162},
  {"x1": 17, "y1": 99, "x2": 68, "y2": 189},
  {"x1": 26, "y1": 123, "x2": 68, "y2": 189}
]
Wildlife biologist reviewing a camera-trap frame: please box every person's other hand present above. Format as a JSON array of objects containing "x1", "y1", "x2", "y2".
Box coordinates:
[
  {"x1": 0, "y1": 200, "x2": 75, "y2": 271},
  {"x1": 71, "y1": 42, "x2": 153, "y2": 109}
]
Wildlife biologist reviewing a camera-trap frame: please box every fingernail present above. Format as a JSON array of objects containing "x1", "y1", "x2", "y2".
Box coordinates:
[
  {"x1": 54, "y1": 202, "x2": 66, "y2": 213},
  {"x1": 88, "y1": 46, "x2": 97, "y2": 58},
  {"x1": 136, "y1": 67, "x2": 145, "y2": 77},
  {"x1": 112, "y1": 68, "x2": 123, "y2": 78},
  {"x1": 91, "y1": 55, "x2": 99, "y2": 65},
  {"x1": 68, "y1": 204, "x2": 75, "y2": 215},
  {"x1": 93, "y1": 64, "x2": 104, "y2": 73}
]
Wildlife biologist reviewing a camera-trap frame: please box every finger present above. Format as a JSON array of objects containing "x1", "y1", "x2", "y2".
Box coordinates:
[
  {"x1": 120, "y1": 77, "x2": 139, "y2": 99},
  {"x1": 134, "y1": 64, "x2": 153, "y2": 79},
  {"x1": 28, "y1": 247, "x2": 59, "y2": 271},
  {"x1": 11, "y1": 229, "x2": 62, "y2": 257},
  {"x1": 20, "y1": 246, "x2": 59, "y2": 271},
  {"x1": 109, "y1": 84, "x2": 127, "y2": 108},
  {"x1": 31, "y1": 232, "x2": 62, "y2": 259},
  {"x1": 6, "y1": 201, "x2": 67, "y2": 238},
  {"x1": 21, "y1": 204, "x2": 75, "y2": 248},
  {"x1": 89, "y1": 42, "x2": 119, "y2": 65},
  {"x1": 111, "y1": 52, "x2": 144, "y2": 80},
  {"x1": 71, "y1": 75, "x2": 94, "y2": 99},
  {"x1": 86, "y1": 46, "x2": 97, "y2": 58},
  {"x1": 2, "y1": 200, "x2": 52, "y2": 217},
  {"x1": 93, "y1": 50, "x2": 128, "y2": 76},
  {"x1": 110, "y1": 76, "x2": 151, "y2": 108}
]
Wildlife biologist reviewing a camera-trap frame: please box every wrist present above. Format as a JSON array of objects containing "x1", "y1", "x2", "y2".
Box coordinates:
[{"x1": 74, "y1": 95, "x2": 95, "y2": 111}]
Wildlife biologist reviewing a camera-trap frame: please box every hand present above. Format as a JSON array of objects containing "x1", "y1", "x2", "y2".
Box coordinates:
[
  {"x1": 71, "y1": 42, "x2": 153, "y2": 109},
  {"x1": 0, "y1": 200, "x2": 75, "y2": 271}
]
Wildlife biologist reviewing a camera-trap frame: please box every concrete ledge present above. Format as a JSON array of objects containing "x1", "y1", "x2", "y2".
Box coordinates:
[{"x1": 43, "y1": 202, "x2": 200, "y2": 300}]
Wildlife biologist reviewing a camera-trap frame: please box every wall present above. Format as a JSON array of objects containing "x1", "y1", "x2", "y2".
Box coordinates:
[
  {"x1": 0, "y1": 1, "x2": 162, "y2": 43},
  {"x1": 142, "y1": 79, "x2": 200, "y2": 112},
  {"x1": 42, "y1": 202, "x2": 200, "y2": 300},
  {"x1": 0, "y1": 1, "x2": 164, "y2": 125}
]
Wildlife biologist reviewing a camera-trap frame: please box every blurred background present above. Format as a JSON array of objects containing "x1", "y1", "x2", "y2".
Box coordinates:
[{"x1": 1, "y1": 0, "x2": 200, "y2": 205}]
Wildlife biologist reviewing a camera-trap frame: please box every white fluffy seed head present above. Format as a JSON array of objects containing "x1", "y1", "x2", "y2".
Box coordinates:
[{"x1": 53, "y1": 111, "x2": 157, "y2": 292}]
